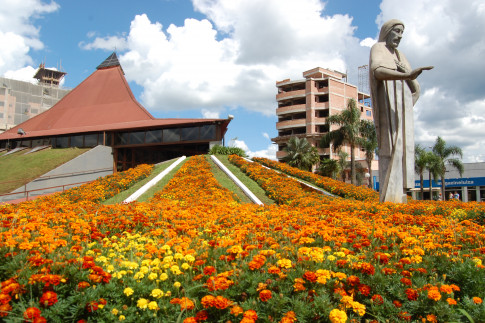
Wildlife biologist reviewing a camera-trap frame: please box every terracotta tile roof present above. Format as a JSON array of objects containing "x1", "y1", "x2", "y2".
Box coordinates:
[{"x1": 0, "y1": 53, "x2": 230, "y2": 140}]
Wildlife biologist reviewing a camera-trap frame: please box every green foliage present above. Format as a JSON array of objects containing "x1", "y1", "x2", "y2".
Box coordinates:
[
  {"x1": 208, "y1": 144, "x2": 247, "y2": 157},
  {"x1": 318, "y1": 158, "x2": 340, "y2": 179},
  {"x1": 282, "y1": 136, "x2": 319, "y2": 172}
]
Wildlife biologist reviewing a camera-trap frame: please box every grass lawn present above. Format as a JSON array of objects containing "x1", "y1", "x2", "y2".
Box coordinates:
[
  {"x1": 136, "y1": 158, "x2": 188, "y2": 202},
  {"x1": 102, "y1": 158, "x2": 181, "y2": 205},
  {"x1": 0, "y1": 148, "x2": 89, "y2": 194},
  {"x1": 211, "y1": 155, "x2": 275, "y2": 205}
]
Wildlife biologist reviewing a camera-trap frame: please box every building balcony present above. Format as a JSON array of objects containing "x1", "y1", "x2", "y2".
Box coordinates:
[
  {"x1": 276, "y1": 119, "x2": 306, "y2": 130},
  {"x1": 314, "y1": 117, "x2": 328, "y2": 124},
  {"x1": 313, "y1": 102, "x2": 329, "y2": 109},
  {"x1": 276, "y1": 150, "x2": 287, "y2": 159},
  {"x1": 276, "y1": 89, "x2": 305, "y2": 101},
  {"x1": 276, "y1": 104, "x2": 306, "y2": 115}
]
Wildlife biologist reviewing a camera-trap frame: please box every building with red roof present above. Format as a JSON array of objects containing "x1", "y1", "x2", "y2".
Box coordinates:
[{"x1": 0, "y1": 53, "x2": 231, "y2": 171}]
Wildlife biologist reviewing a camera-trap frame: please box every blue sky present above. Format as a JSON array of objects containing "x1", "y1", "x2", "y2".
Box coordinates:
[{"x1": 1, "y1": 0, "x2": 485, "y2": 161}]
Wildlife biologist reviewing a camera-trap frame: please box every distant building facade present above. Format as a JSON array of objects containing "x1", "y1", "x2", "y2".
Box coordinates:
[
  {"x1": 272, "y1": 67, "x2": 376, "y2": 178},
  {"x1": 0, "y1": 65, "x2": 69, "y2": 132}
]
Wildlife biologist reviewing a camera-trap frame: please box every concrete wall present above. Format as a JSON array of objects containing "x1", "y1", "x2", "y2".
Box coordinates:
[{"x1": 1, "y1": 145, "x2": 113, "y2": 202}]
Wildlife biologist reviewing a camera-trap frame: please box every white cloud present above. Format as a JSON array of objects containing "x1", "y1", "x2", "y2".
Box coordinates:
[
  {"x1": 80, "y1": 0, "x2": 362, "y2": 116},
  {"x1": 79, "y1": 35, "x2": 128, "y2": 51},
  {"x1": 0, "y1": 0, "x2": 59, "y2": 78},
  {"x1": 360, "y1": 37, "x2": 376, "y2": 48},
  {"x1": 262, "y1": 132, "x2": 270, "y2": 140},
  {"x1": 377, "y1": 0, "x2": 485, "y2": 162},
  {"x1": 228, "y1": 138, "x2": 277, "y2": 160},
  {"x1": 201, "y1": 109, "x2": 220, "y2": 119}
]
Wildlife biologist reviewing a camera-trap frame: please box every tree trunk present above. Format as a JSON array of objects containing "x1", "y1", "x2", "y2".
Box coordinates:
[
  {"x1": 428, "y1": 172, "x2": 433, "y2": 200},
  {"x1": 420, "y1": 174, "x2": 424, "y2": 200},
  {"x1": 441, "y1": 174, "x2": 446, "y2": 200},
  {"x1": 350, "y1": 145, "x2": 356, "y2": 185},
  {"x1": 367, "y1": 159, "x2": 373, "y2": 189}
]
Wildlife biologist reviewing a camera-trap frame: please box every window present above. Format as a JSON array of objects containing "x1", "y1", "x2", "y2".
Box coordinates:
[
  {"x1": 84, "y1": 134, "x2": 99, "y2": 147},
  {"x1": 200, "y1": 125, "x2": 216, "y2": 140},
  {"x1": 366, "y1": 110, "x2": 372, "y2": 117},
  {"x1": 181, "y1": 127, "x2": 199, "y2": 141},
  {"x1": 129, "y1": 131, "x2": 145, "y2": 145},
  {"x1": 31, "y1": 139, "x2": 43, "y2": 147},
  {"x1": 70, "y1": 135, "x2": 84, "y2": 147},
  {"x1": 115, "y1": 132, "x2": 129, "y2": 145},
  {"x1": 146, "y1": 129, "x2": 162, "y2": 143},
  {"x1": 54, "y1": 137, "x2": 69, "y2": 148},
  {"x1": 163, "y1": 128, "x2": 180, "y2": 142}
]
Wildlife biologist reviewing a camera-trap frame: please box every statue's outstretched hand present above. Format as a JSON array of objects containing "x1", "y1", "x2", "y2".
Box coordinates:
[{"x1": 408, "y1": 66, "x2": 433, "y2": 80}]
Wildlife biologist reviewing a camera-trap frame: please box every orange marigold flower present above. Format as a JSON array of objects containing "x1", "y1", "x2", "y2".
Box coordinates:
[
  {"x1": 280, "y1": 311, "x2": 297, "y2": 323},
  {"x1": 346, "y1": 275, "x2": 360, "y2": 286},
  {"x1": 400, "y1": 277, "x2": 412, "y2": 286},
  {"x1": 195, "y1": 310, "x2": 209, "y2": 321},
  {"x1": 473, "y1": 297, "x2": 483, "y2": 304},
  {"x1": 214, "y1": 296, "x2": 232, "y2": 309},
  {"x1": 268, "y1": 266, "x2": 281, "y2": 274},
  {"x1": 427, "y1": 289, "x2": 441, "y2": 301},
  {"x1": 426, "y1": 314, "x2": 438, "y2": 322},
  {"x1": 77, "y1": 281, "x2": 90, "y2": 290},
  {"x1": 393, "y1": 300, "x2": 402, "y2": 308},
  {"x1": 40, "y1": 291, "x2": 58, "y2": 307},
  {"x1": 358, "y1": 284, "x2": 371, "y2": 296},
  {"x1": 178, "y1": 297, "x2": 195, "y2": 310},
  {"x1": 259, "y1": 289, "x2": 272, "y2": 302},
  {"x1": 203, "y1": 266, "x2": 216, "y2": 276},
  {"x1": 183, "y1": 318, "x2": 197, "y2": 323},
  {"x1": 201, "y1": 295, "x2": 215, "y2": 308},
  {"x1": 0, "y1": 293, "x2": 11, "y2": 305},
  {"x1": 440, "y1": 284, "x2": 453, "y2": 294},
  {"x1": 23, "y1": 307, "x2": 42, "y2": 320},
  {"x1": 230, "y1": 305, "x2": 244, "y2": 316},
  {"x1": 303, "y1": 271, "x2": 317, "y2": 283},
  {"x1": 446, "y1": 298, "x2": 457, "y2": 305},
  {"x1": 0, "y1": 303, "x2": 12, "y2": 317},
  {"x1": 243, "y1": 309, "x2": 258, "y2": 320}
]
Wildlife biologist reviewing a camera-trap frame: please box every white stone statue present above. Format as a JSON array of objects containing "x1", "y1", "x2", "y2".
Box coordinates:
[{"x1": 369, "y1": 19, "x2": 433, "y2": 203}]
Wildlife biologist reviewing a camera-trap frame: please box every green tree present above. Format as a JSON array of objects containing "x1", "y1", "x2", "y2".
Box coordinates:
[
  {"x1": 282, "y1": 136, "x2": 320, "y2": 171},
  {"x1": 321, "y1": 98, "x2": 362, "y2": 184},
  {"x1": 359, "y1": 120, "x2": 378, "y2": 189},
  {"x1": 318, "y1": 158, "x2": 340, "y2": 179},
  {"x1": 432, "y1": 136, "x2": 464, "y2": 198},
  {"x1": 336, "y1": 150, "x2": 350, "y2": 182},
  {"x1": 415, "y1": 144, "x2": 439, "y2": 200}
]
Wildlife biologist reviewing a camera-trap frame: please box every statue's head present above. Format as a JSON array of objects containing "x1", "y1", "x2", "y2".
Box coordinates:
[{"x1": 378, "y1": 19, "x2": 405, "y2": 49}]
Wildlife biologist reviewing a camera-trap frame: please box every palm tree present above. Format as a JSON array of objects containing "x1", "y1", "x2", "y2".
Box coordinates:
[
  {"x1": 318, "y1": 158, "x2": 340, "y2": 179},
  {"x1": 282, "y1": 136, "x2": 320, "y2": 171},
  {"x1": 337, "y1": 150, "x2": 349, "y2": 182},
  {"x1": 415, "y1": 145, "x2": 439, "y2": 200},
  {"x1": 359, "y1": 120, "x2": 378, "y2": 189},
  {"x1": 432, "y1": 136, "x2": 464, "y2": 198},
  {"x1": 321, "y1": 98, "x2": 362, "y2": 184}
]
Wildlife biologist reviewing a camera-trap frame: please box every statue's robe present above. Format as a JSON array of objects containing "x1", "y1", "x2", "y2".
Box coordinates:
[{"x1": 369, "y1": 42, "x2": 420, "y2": 203}]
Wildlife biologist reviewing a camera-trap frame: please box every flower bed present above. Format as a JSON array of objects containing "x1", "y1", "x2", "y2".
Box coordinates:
[
  {"x1": 0, "y1": 155, "x2": 484, "y2": 322},
  {"x1": 253, "y1": 157, "x2": 379, "y2": 201}
]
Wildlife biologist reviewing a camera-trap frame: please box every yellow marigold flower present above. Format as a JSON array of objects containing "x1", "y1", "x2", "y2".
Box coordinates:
[
  {"x1": 148, "y1": 273, "x2": 158, "y2": 280},
  {"x1": 174, "y1": 281, "x2": 181, "y2": 289},
  {"x1": 148, "y1": 301, "x2": 159, "y2": 311},
  {"x1": 140, "y1": 266, "x2": 149, "y2": 274},
  {"x1": 174, "y1": 253, "x2": 184, "y2": 260},
  {"x1": 123, "y1": 287, "x2": 134, "y2": 296},
  {"x1": 329, "y1": 308, "x2": 347, "y2": 323},
  {"x1": 137, "y1": 298, "x2": 149, "y2": 309},
  {"x1": 276, "y1": 258, "x2": 292, "y2": 269},
  {"x1": 352, "y1": 301, "x2": 365, "y2": 316},
  {"x1": 111, "y1": 308, "x2": 119, "y2": 315},
  {"x1": 106, "y1": 265, "x2": 115, "y2": 273},
  {"x1": 133, "y1": 272, "x2": 144, "y2": 280},
  {"x1": 159, "y1": 273, "x2": 169, "y2": 281},
  {"x1": 327, "y1": 255, "x2": 336, "y2": 261},
  {"x1": 181, "y1": 263, "x2": 191, "y2": 270},
  {"x1": 151, "y1": 289, "x2": 164, "y2": 298},
  {"x1": 119, "y1": 315, "x2": 126, "y2": 321},
  {"x1": 184, "y1": 254, "x2": 195, "y2": 263},
  {"x1": 472, "y1": 258, "x2": 482, "y2": 266},
  {"x1": 163, "y1": 256, "x2": 174, "y2": 263}
]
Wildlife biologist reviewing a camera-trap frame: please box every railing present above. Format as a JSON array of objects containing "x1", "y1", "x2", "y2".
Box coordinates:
[{"x1": 0, "y1": 180, "x2": 93, "y2": 203}]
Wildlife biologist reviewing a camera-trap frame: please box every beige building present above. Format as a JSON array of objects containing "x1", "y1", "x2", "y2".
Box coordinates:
[
  {"x1": 0, "y1": 65, "x2": 70, "y2": 132},
  {"x1": 272, "y1": 67, "x2": 376, "y2": 178}
]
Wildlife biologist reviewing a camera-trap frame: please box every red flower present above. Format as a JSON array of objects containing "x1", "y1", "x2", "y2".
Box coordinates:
[
  {"x1": 303, "y1": 271, "x2": 317, "y2": 283},
  {"x1": 23, "y1": 307, "x2": 42, "y2": 320},
  {"x1": 400, "y1": 277, "x2": 412, "y2": 286},
  {"x1": 40, "y1": 291, "x2": 58, "y2": 307},
  {"x1": 259, "y1": 289, "x2": 272, "y2": 302},
  {"x1": 393, "y1": 300, "x2": 402, "y2": 308},
  {"x1": 358, "y1": 284, "x2": 371, "y2": 296},
  {"x1": 405, "y1": 288, "x2": 418, "y2": 301},
  {"x1": 371, "y1": 294, "x2": 384, "y2": 305}
]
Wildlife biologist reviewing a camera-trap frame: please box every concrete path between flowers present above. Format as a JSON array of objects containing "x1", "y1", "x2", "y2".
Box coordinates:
[
  {"x1": 211, "y1": 155, "x2": 264, "y2": 205},
  {"x1": 243, "y1": 158, "x2": 337, "y2": 198},
  {"x1": 123, "y1": 156, "x2": 187, "y2": 203}
]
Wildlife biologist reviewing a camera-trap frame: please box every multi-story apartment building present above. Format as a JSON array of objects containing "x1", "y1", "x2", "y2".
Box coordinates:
[
  {"x1": 272, "y1": 67, "x2": 375, "y2": 177},
  {"x1": 0, "y1": 64, "x2": 70, "y2": 133}
]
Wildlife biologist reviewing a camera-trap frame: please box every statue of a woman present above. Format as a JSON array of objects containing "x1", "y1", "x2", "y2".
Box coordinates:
[{"x1": 369, "y1": 19, "x2": 433, "y2": 203}]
